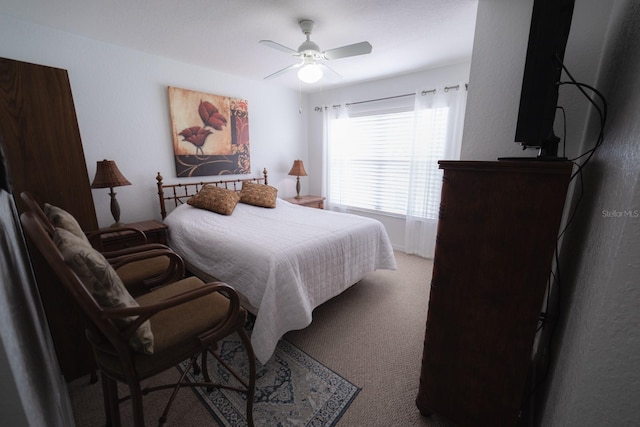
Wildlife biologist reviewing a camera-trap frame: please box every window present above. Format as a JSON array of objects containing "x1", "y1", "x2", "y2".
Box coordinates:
[{"x1": 327, "y1": 104, "x2": 449, "y2": 219}]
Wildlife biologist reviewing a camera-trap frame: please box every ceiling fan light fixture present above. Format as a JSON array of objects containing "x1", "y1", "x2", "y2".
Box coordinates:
[
  {"x1": 298, "y1": 61, "x2": 323, "y2": 83},
  {"x1": 261, "y1": 18, "x2": 371, "y2": 83}
]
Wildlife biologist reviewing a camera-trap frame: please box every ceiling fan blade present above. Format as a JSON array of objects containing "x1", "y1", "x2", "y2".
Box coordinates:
[
  {"x1": 259, "y1": 40, "x2": 299, "y2": 55},
  {"x1": 323, "y1": 41, "x2": 372, "y2": 60},
  {"x1": 318, "y1": 62, "x2": 342, "y2": 81},
  {"x1": 263, "y1": 62, "x2": 302, "y2": 80}
]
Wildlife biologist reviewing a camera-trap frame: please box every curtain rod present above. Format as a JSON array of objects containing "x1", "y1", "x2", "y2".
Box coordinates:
[
  {"x1": 314, "y1": 83, "x2": 467, "y2": 111},
  {"x1": 345, "y1": 93, "x2": 415, "y2": 107}
]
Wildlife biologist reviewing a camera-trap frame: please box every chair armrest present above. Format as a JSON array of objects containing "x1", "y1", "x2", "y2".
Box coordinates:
[
  {"x1": 108, "y1": 248, "x2": 182, "y2": 269},
  {"x1": 85, "y1": 226, "x2": 148, "y2": 249},
  {"x1": 103, "y1": 243, "x2": 172, "y2": 260},
  {"x1": 109, "y1": 249, "x2": 186, "y2": 289}
]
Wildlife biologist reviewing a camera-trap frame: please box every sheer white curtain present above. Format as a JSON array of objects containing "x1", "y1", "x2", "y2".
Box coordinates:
[
  {"x1": 405, "y1": 85, "x2": 467, "y2": 258},
  {"x1": 322, "y1": 104, "x2": 348, "y2": 212}
]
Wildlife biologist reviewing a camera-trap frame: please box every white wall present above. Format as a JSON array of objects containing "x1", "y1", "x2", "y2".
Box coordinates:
[
  {"x1": 0, "y1": 14, "x2": 307, "y2": 228},
  {"x1": 540, "y1": 1, "x2": 640, "y2": 425},
  {"x1": 306, "y1": 63, "x2": 471, "y2": 249},
  {"x1": 464, "y1": 0, "x2": 640, "y2": 425},
  {"x1": 462, "y1": 0, "x2": 534, "y2": 160}
]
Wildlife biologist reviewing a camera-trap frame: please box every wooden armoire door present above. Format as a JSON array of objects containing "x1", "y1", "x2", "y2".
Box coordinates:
[{"x1": 0, "y1": 57, "x2": 98, "y2": 380}]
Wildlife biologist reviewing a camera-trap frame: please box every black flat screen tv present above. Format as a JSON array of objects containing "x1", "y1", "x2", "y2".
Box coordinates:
[{"x1": 514, "y1": 0, "x2": 575, "y2": 158}]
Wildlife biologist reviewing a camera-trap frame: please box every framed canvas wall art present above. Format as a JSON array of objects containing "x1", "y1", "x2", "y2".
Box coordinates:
[{"x1": 168, "y1": 86, "x2": 250, "y2": 177}]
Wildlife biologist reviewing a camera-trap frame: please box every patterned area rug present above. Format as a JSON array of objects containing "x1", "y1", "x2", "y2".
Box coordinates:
[{"x1": 177, "y1": 325, "x2": 360, "y2": 426}]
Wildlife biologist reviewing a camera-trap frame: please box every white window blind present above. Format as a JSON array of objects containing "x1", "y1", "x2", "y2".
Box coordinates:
[{"x1": 328, "y1": 103, "x2": 449, "y2": 219}]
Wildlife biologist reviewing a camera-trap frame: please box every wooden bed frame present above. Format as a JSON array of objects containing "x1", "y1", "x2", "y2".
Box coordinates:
[{"x1": 156, "y1": 168, "x2": 268, "y2": 219}]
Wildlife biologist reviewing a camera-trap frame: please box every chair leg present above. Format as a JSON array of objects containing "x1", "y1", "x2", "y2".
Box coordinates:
[
  {"x1": 237, "y1": 327, "x2": 256, "y2": 427},
  {"x1": 200, "y1": 350, "x2": 214, "y2": 392},
  {"x1": 202, "y1": 342, "x2": 220, "y2": 392},
  {"x1": 158, "y1": 355, "x2": 207, "y2": 426},
  {"x1": 128, "y1": 380, "x2": 145, "y2": 427},
  {"x1": 101, "y1": 372, "x2": 121, "y2": 427}
]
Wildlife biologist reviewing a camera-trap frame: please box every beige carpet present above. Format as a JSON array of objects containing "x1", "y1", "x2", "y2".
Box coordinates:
[{"x1": 68, "y1": 251, "x2": 453, "y2": 426}]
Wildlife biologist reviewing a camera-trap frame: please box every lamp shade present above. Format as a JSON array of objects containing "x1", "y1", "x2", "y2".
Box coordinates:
[
  {"x1": 288, "y1": 160, "x2": 308, "y2": 177},
  {"x1": 91, "y1": 159, "x2": 131, "y2": 188}
]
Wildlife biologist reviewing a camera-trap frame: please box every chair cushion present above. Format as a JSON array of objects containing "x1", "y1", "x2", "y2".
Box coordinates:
[
  {"x1": 94, "y1": 276, "x2": 244, "y2": 380},
  {"x1": 54, "y1": 228, "x2": 154, "y2": 354},
  {"x1": 239, "y1": 181, "x2": 278, "y2": 208},
  {"x1": 116, "y1": 256, "x2": 172, "y2": 296},
  {"x1": 45, "y1": 203, "x2": 91, "y2": 246},
  {"x1": 135, "y1": 277, "x2": 233, "y2": 354},
  {"x1": 187, "y1": 185, "x2": 240, "y2": 215}
]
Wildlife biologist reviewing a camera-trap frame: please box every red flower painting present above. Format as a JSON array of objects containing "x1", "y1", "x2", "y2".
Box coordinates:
[
  {"x1": 178, "y1": 126, "x2": 212, "y2": 155},
  {"x1": 198, "y1": 100, "x2": 228, "y2": 131},
  {"x1": 169, "y1": 86, "x2": 251, "y2": 177}
]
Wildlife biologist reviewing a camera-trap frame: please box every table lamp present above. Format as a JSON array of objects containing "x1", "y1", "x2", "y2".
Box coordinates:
[
  {"x1": 287, "y1": 160, "x2": 307, "y2": 199},
  {"x1": 91, "y1": 159, "x2": 131, "y2": 227}
]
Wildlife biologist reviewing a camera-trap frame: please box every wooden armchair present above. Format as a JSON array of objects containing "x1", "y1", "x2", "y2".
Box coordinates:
[
  {"x1": 20, "y1": 209, "x2": 256, "y2": 426},
  {"x1": 20, "y1": 192, "x2": 184, "y2": 296}
]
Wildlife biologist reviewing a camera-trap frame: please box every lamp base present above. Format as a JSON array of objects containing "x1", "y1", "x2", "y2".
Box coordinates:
[
  {"x1": 295, "y1": 176, "x2": 302, "y2": 199},
  {"x1": 109, "y1": 188, "x2": 123, "y2": 227}
]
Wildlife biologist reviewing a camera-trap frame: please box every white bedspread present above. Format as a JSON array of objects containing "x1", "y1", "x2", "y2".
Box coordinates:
[{"x1": 163, "y1": 198, "x2": 397, "y2": 363}]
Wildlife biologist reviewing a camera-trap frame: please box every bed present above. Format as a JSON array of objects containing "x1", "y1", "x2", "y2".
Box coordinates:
[{"x1": 156, "y1": 171, "x2": 397, "y2": 363}]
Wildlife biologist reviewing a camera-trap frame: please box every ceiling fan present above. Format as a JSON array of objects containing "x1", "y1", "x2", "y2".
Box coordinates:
[{"x1": 259, "y1": 19, "x2": 372, "y2": 83}]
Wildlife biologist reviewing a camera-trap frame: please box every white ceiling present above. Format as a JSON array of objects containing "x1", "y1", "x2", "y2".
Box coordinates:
[{"x1": 0, "y1": 0, "x2": 478, "y2": 92}]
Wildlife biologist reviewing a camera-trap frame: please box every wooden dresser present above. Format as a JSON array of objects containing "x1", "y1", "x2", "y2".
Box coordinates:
[{"x1": 416, "y1": 160, "x2": 572, "y2": 426}]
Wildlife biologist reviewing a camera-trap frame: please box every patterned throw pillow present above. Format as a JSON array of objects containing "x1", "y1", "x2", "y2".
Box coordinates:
[
  {"x1": 239, "y1": 181, "x2": 278, "y2": 208},
  {"x1": 54, "y1": 227, "x2": 154, "y2": 354},
  {"x1": 45, "y1": 203, "x2": 91, "y2": 247},
  {"x1": 187, "y1": 185, "x2": 240, "y2": 215}
]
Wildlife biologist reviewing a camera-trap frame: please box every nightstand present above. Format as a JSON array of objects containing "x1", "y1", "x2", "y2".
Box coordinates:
[
  {"x1": 284, "y1": 195, "x2": 326, "y2": 209},
  {"x1": 99, "y1": 219, "x2": 168, "y2": 251}
]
